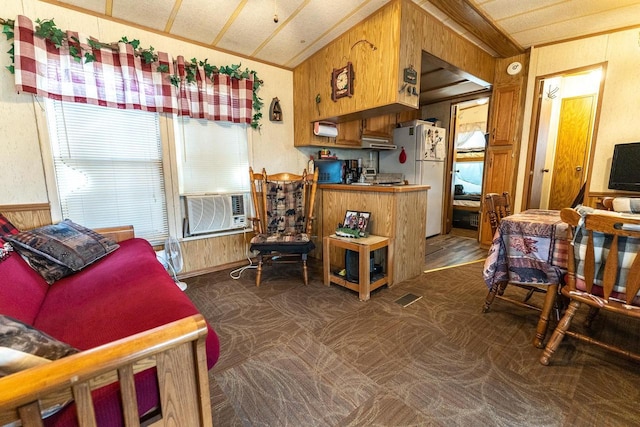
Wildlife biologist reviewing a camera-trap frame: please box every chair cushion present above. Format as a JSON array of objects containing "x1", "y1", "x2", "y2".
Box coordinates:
[
  {"x1": 572, "y1": 209, "x2": 640, "y2": 304},
  {"x1": 250, "y1": 233, "x2": 315, "y2": 254},
  {"x1": 266, "y1": 180, "x2": 306, "y2": 234}
]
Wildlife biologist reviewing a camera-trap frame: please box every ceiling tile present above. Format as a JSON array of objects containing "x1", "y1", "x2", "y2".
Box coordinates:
[
  {"x1": 171, "y1": 0, "x2": 243, "y2": 45},
  {"x1": 514, "y1": 3, "x2": 640, "y2": 47},
  {"x1": 254, "y1": 0, "x2": 386, "y2": 67},
  {"x1": 215, "y1": 0, "x2": 307, "y2": 57},
  {"x1": 111, "y1": 0, "x2": 174, "y2": 32},
  {"x1": 53, "y1": 0, "x2": 106, "y2": 14},
  {"x1": 495, "y1": 1, "x2": 640, "y2": 42},
  {"x1": 475, "y1": 0, "x2": 564, "y2": 21}
]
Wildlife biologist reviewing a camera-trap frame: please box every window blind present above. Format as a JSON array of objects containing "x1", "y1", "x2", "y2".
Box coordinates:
[
  {"x1": 175, "y1": 117, "x2": 250, "y2": 194},
  {"x1": 45, "y1": 99, "x2": 169, "y2": 243}
]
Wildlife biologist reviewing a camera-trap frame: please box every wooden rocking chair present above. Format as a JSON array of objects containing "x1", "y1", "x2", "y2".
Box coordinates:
[{"x1": 248, "y1": 167, "x2": 319, "y2": 286}]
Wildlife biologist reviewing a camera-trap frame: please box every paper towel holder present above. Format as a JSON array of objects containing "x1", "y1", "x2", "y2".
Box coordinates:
[{"x1": 313, "y1": 121, "x2": 338, "y2": 138}]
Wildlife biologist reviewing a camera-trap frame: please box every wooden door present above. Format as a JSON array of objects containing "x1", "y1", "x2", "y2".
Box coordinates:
[
  {"x1": 548, "y1": 95, "x2": 594, "y2": 210},
  {"x1": 489, "y1": 85, "x2": 519, "y2": 146},
  {"x1": 336, "y1": 120, "x2": 362, "y2": 146}
]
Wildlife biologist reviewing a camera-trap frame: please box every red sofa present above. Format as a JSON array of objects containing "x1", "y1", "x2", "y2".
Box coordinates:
[{"x1": 0, "y1": 235, "x2": 220, "y2": 426}]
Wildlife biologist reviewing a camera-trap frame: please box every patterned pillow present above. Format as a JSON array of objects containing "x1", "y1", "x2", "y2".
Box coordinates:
[
  {"x1": 0, "y1": 213, "x2": 19, "y2": 263},
  {"x1": 0, "y1": 213, "x2": 20, "y2": 237},
  {"x1": 5, "y1": 220, "x2": 119, "y2": 284},
  {"x1": 0, "y1": 315, "x2": 78, "y2": 377},
  {"x1": 0, "y1": 315, "x2": 78, "y2": 420}
]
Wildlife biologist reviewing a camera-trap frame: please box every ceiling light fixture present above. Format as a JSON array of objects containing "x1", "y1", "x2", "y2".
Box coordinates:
[{"x1": 273, "y1": 0, "x2": 279, "y2": 23}]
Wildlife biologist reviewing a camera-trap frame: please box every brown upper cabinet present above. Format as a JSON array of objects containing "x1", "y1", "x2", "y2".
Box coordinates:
[{"x1": 293, "y1": 0, "x2": 495, "y2": 148}]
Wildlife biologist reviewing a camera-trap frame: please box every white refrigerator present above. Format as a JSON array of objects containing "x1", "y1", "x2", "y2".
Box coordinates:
[{"x1": 379, "y1": 120, "x2": 447, "y2": 237}]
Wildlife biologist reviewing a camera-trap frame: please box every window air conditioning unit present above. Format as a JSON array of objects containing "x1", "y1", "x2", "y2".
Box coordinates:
[{"x1": 185, "y1": 194, "x2": 247, "y2": 235}]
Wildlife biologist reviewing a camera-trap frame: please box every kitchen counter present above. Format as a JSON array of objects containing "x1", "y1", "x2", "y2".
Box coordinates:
[
  {"x1": 314, "y1": 184, "x2": 429, "y2": 285},
  {"x1": 318, "y1": 183, "x2": 430, "y2": 193}
]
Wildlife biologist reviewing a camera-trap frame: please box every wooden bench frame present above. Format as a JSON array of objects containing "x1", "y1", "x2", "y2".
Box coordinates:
[{"x1": 0, "y1": 314, "x2": 213, "y2": 427}]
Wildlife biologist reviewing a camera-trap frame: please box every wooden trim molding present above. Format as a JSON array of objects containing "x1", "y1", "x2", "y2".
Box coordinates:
[
  {"x1": 0, "y1": 203, "x2": 50, "y2": 212},
  {"x1": 426, "y1": 0, "x2": 524, "y2": 57}
]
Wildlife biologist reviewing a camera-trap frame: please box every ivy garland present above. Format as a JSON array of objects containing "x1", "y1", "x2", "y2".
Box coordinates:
[{"x1": 0, "y1": 18, "x2": 264, "y2": 129}]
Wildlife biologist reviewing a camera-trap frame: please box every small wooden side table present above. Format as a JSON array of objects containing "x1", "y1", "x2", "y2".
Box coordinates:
[{"x1": 323, "y1": 234, "x2": 393, "y2": 301}]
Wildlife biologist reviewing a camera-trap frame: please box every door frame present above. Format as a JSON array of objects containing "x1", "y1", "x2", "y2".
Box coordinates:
[
  {"x1": 445, "y1": 96, "x2": 491, "y2": 235},
  {"x1": 521, "y1": 62, "x2": 607, "y2": 211}
]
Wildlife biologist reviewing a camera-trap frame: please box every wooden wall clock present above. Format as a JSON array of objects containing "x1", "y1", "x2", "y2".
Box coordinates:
[{"x1": 331, "y1": 62, "x2": 354, "y2": 101}]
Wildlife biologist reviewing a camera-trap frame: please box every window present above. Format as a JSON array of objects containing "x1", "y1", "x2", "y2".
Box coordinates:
[
  {"x1": 174, "y1": 117, "x2": 250, "y2": 195},
  {"x1": 45, "y1": 99, "x2": 169, "y2": 244}
]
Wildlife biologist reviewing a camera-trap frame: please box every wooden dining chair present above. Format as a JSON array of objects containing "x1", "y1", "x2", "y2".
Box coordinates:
[
  {"x1": 540, "y1": 208, "x2": 640, "y2": 365},
  {"x1": 482, "y1": 192, "x2": 560, "y2": 347},
  {"x1": 248, "y1": 167, "x2": 319, "y2": 286},
  {"x1": 485, "y1": 192, "x2": 511, "y2": 237}
]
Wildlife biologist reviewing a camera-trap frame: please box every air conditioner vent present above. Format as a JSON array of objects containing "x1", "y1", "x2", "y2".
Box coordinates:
[
  {"x1": 185, "y1": 194, "x2": 247, "y2": 235},
  {"x1": 231, "y1": 194, "x2": 244, "y2": 216}
]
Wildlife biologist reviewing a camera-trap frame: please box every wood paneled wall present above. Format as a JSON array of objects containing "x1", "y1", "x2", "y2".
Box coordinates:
[
  {"x1": 180, "y1": 233, "x2": 252, "y2": 278},
  {"x1": 0, "y1": 204, "x2": 52, "y2": 231},
  {"x1": 293, "y1": 1, "x2": 404, "y2": 146},
  {"x1": 293, "y1": 0, "x2": 496, "y2": 147},
  {"x1": 404, "y1": 0, "x2": 494, "y2": 85},
  {"x1": 319, "y1": 188, "x2": 427, "y2": 284}
]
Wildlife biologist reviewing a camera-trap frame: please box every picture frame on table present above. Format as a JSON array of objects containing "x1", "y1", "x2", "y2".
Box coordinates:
[{"x1": 342, "y1": 210, "x2": 370, "y2": 237}]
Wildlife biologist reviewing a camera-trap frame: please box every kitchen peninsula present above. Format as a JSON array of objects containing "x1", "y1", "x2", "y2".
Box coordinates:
[{"x1": 316, "y1": 183, "x2": 429, "y2": 285}]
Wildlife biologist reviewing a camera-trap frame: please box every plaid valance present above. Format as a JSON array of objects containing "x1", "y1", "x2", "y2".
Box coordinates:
[{"x1": 13, "y1": 15, "x2": 253, "y2": 124}]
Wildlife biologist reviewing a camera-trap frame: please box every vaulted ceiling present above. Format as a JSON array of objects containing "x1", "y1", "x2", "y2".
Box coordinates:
[{"x1": 40, "y1": 0, "x2": 640, "y2": 104}]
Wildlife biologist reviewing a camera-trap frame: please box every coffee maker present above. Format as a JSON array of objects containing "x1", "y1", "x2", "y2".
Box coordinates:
[{"x1": 343, "y1": 159, "x2": 362, "y2": 183}]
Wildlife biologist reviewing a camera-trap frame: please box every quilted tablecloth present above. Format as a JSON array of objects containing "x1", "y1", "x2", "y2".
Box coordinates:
[{"x1": 483, "y1": 209, "x2": 569, "y2": 288}]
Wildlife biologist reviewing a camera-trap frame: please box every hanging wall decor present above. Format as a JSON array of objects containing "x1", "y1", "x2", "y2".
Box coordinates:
[
  {"x1": 269, "y1": 97, "x2": 282, "y2": 121},
  {"x1": 331, "y1": 62, "x2": 354, "y2": 102}
]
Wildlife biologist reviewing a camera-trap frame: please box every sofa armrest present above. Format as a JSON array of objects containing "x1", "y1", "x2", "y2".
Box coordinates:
[
  {"x1": 0, "y1": 314, "x2": 212, "y2": 427},
  {"x1": 94, "y1": 225, "x2": 135, "y2": 242}
]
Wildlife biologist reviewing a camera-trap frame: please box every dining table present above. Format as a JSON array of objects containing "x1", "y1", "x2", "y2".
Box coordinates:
[{"x1": 482, "y1": 209, "x2": 569, "y2": 348}]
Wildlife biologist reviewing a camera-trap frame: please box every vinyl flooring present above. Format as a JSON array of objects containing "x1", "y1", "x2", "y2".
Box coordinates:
[{"x1": 424, "y1": 227, "x2": 487, "y2": 271}]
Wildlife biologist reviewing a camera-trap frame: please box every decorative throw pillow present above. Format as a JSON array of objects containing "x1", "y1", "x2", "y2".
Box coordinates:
[
  {"x1": 0, "y1": 213, "x2": 20, "y2": 237},
  {"x1": 0, "y1": 213, "x2": 19, "y2": 264},
  {"x1": 0, "y1": 315, "x2": 78, "y2": 377},
  {"x1": 5, "y1": 220, "x2": 119, "y2": 283},
  {"x1": 0, "y1": 315, "x2": 78, "y2": 422}
]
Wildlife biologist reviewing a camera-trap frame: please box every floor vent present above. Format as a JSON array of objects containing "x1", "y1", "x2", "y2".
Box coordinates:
[{"x1": 395, "y1": 293, "x2": 423, "y2": 307}]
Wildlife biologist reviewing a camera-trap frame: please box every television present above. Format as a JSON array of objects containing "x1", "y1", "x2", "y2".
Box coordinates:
[{"x1": 608, "y1": 142, "x2": 640, "y2": 192}]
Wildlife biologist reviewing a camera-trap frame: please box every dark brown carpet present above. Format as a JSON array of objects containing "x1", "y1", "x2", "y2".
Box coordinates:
[{"x1": 185, "y1": 261, "x2": 640, "y2": 426}]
